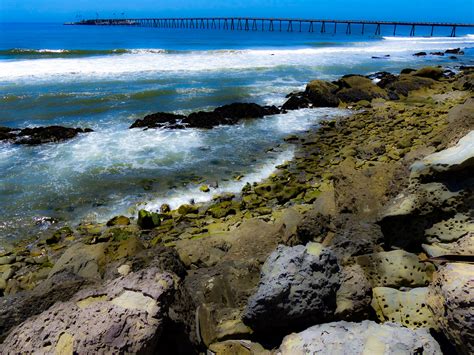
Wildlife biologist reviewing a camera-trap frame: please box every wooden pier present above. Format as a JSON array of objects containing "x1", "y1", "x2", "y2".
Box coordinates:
[{"x1": 68, "y1": 17, "x2": 474, "y2": 37}]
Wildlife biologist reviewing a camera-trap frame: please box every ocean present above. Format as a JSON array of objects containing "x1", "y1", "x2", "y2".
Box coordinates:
[{"x1": 0, "y1": 22, "x2": 473, "y2": 243}]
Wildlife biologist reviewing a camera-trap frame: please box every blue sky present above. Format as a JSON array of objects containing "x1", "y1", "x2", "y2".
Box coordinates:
[{"x1": 1, "y1": 0, "x2": 473, "y2": 23}]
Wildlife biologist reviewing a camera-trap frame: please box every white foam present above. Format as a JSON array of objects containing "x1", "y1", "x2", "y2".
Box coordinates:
[
  {"x1": 1, "y1": 35, "x2": 472, "y2": 83},
  {"x1": 142, "y1": 148, "x2": 295, "y2": 212}
]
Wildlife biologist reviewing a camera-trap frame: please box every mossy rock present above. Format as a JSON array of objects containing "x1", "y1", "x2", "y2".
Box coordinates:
[
  {"x1": 160, "y1": 204, "x2": 171, "y2": 213},
  {"x1": 411, "y1": 66, "x2": 444, "y2": 80},
  {"x1": 336, "y1": 75, "x2": 389, "y2": 103},
  {"x1": 106, "y1": 216, "x2": 130, "y2": 227},
  {"x1": 46, "y1": 226, "x2": 73, "y2": 245},
  {"x1": 137, "y1": 209, "x2": 161, "y2": 229},
  {"x1": 371, "y1": 287, "x2": 436, "y2": 330},
  {"x1": 305, "y1": 80, "x2": 340, "y2": 107},
  {"x1": 207, "y1": 201, "x2": 239, "y2": 219},
  {"x1": 356, "y1": 250, "x2": 435, "y2": 288},
  {"x1": 177, "y1": 204, "x2": 200, "y2": 215},
  {"x1": 102, "y1": 227, "x2": 137, "y2": 242},
  {"x1": 200, "y1": 185, "x2": 210, "y2": 193},
  {"x1": 386, "y1": 75, "x2": 435, "y2": 96}
]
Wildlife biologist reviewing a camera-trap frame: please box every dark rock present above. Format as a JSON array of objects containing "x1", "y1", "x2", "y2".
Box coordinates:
[
  {"x1": 400, "y1": 68, "x2": 416, "y2": 74},
  {"x1": 0, "y1": 126, "x2": 93, "y2": 145},
  {"x1": 130, "y1": 112, "x2": 185, "y2": 129},
  {"x1": 242, "y1": 243, "x2": 340, "y2": 334},
  {"x1": 371, "y1": 55, "x2": 390, "y2": 59},
  {"x1": 445, "y1": 48, "x2": 462, "y2": 54},
  {"x1": 137, "y1": 209, "x2": 161, "y2": 229},
  {"x1": 282, "y1": 93, "x2": 312, "y2": 110},
  {"x1": 106, "y1": 215, "x2": 130, "y2": 227},
  {"x1": 130, "y1": 103, "x2": 279, "y2": 130},
  {"x1": 367, "y1": 71, "x2": 398, "y2": 88},
  {"x1": 296, "y1": 210, "x2": 332, "y2": 244},
  {"x1": 430, "y1": 52, "x2": 445, "y2": 56},
  {"x1": 413, "y1": 52, "x2": 427, "y2": 56}
]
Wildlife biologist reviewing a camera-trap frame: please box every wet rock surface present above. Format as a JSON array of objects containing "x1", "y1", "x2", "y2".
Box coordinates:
[
  {"x1": 130, "y1": 102, "x2": 280, "y2": 130},
  {"x1": 0, "y1": 125, "x2": 93, "y2": 145}
]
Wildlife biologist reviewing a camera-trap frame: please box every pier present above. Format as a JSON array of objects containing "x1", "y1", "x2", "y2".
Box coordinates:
[{"x1": 68, "y1": 17, "x2": 474, "y2": 37}]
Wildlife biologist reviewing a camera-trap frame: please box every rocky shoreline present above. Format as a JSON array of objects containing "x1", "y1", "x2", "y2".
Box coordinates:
[{"x1": 0, "y1": 65, "x2": 473, "y2": 354}]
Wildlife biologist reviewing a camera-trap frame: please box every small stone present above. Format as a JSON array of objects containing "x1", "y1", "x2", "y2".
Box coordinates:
[
  {"x1": 117, "y1": 264, "x2": 131, "y2": 276},
  {"x1": 160, "y1": 204, "x2": 171, "y2": 213},
  {"x1": 199, "y1": 185, "x2": 210, "y2": 193}
]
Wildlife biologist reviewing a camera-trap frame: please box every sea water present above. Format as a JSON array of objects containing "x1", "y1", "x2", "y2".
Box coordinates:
[{"x1": 0, "y1": 22, "x2": 473, "y2": 242}]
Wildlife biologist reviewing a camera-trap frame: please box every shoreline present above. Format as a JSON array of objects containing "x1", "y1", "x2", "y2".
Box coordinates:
[{"x1": 0, "y1": 64, "x2": 473, "y2": 353}]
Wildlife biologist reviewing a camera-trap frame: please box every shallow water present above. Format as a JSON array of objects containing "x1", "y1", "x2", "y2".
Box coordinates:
[{"x1": 0, "y1": 23, "x2": 473, "y2": 242}]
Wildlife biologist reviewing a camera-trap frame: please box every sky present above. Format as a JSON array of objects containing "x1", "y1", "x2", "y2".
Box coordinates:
[{"x1": 1, "y1": 0, "x2": 473, "y2": 23}]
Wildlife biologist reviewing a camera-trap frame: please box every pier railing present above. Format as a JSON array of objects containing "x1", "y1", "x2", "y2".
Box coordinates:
[{"x1": 68, "y1": 17, "x2": 474, "y2": 37}]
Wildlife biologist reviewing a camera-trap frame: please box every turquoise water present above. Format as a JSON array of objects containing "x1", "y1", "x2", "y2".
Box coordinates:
[{"x1": 0, "y1": 23, "x2": 473, "y2": 242}]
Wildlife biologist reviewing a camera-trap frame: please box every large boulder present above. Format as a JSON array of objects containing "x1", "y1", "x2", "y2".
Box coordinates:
[
  {"x1": 411, "y1": 66, "x2": 444, "y2": 80},
  {"x1": 428, "y1": 263, "x2": 474, "y2": 355},
  {"x1": 305, "y1": 80, "x2": 340, "y2": 107},
  {"x1": 242, "y1": 243, "x2": 340, "y2": 333},
  {"x1": 385, "y1": 74, "x2": 435, "y2": 97},
  {"x1": 335, "y1": 75, "x2": 389, "y2": 103},
  {"x1": 0, "y1": 272, "x2": 93, "y2": 341},
  {"x1": 0, "y1": 268, "x2": 175, "y2": 354},
  {"x1": 277, "y1": 320, "x2": 442, "y2": 354},
  {"x1": 0, "y1": 125, "x2": 93, "y2": 145}
]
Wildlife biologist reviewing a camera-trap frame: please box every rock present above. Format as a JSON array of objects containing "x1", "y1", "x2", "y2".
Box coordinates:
[
  {"x1": 371, "y1": 287, "x2": 436, "y2": 330},
  {"x1": 0, "y1": 268, "x2": 176, "y2": 354},
  {"x1": 281, "y1": 93, "x2": 312, "y2": 110},
  {"x1": 242, "y1": 243, "x2": 340, "y2": 333},
  {"x1": 129, "y1": 112, "x2": 186, "y2": 129},
  {"x1": 137, "y1": 209, "x2": 161, "y2": 229},
  {"x1": 277, "y1": 320, "x2": 442, "y2": 354},
  {"x1": 177, "y1": 204, "x2": 199, "y2": 215},
  {"x1": 209, "y1": 340, "x2": 270, "y2": 355},
  {"x1": 130, "y1": 103, "x2": 279, "y2": 130},
  {"x1": 356, "y1": 250, "x2": 434, "y2": 288},
  {"x1": 335, "y1": 75, "x2": 389, "y2": 103},
  {"x1": 199, "y1": 184, "x2": 210, "y2": 192},
  {"x1": 367, "y1": 71, "x2": 398, "y2": 88},
  {"x1": 304, "y1": 80, "x2": 340, "y2": 107},
  {"x1": 430, "y1": 52, "x2": 445, "y2": 56},
  {"x1": 160, "y1": 204, "x2": 171, "y2": 213},
  {"x1": 335, "y1": 264, "x2": 372, "y2": 321},
  {"x1": 0, "y1": 126, "x2": 93, "y2": 145},
  {"x1": 48, "y1": 242, "x2": 107, "y2": 280},
  {"x1": 445, "y1": 48, "x2": 462, "y2": 54},
  {"x1": 294, "y1": 210, "x2": 332, "y2": 245},
  {"x1": 0, "y1": 255, "x2": 15, "y2": 265},
  {"x1": 45, "y1": 226, "x2": 73, "y2": 245},
  {"x1": 414, "y1": 51, "x2": 427, "y2": 56},
  {"x1": 386, "y1": 74, "x2": 435, "y2": 96},
  {"x1": 401, "y1": 68, "x2": 416, "y2": 74},
  {"x1": 412, "y1": 66, "x2": 444, "y2": 80},
  {"x1": 106, "y1": 215, "x2": 130, "y2": 227},
  {"x1": 428, "y1": 263, "x2": 474, "y2": 354},
  {"x1": 0, "y1": 272, "x2": 93, "y2": 341}
]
